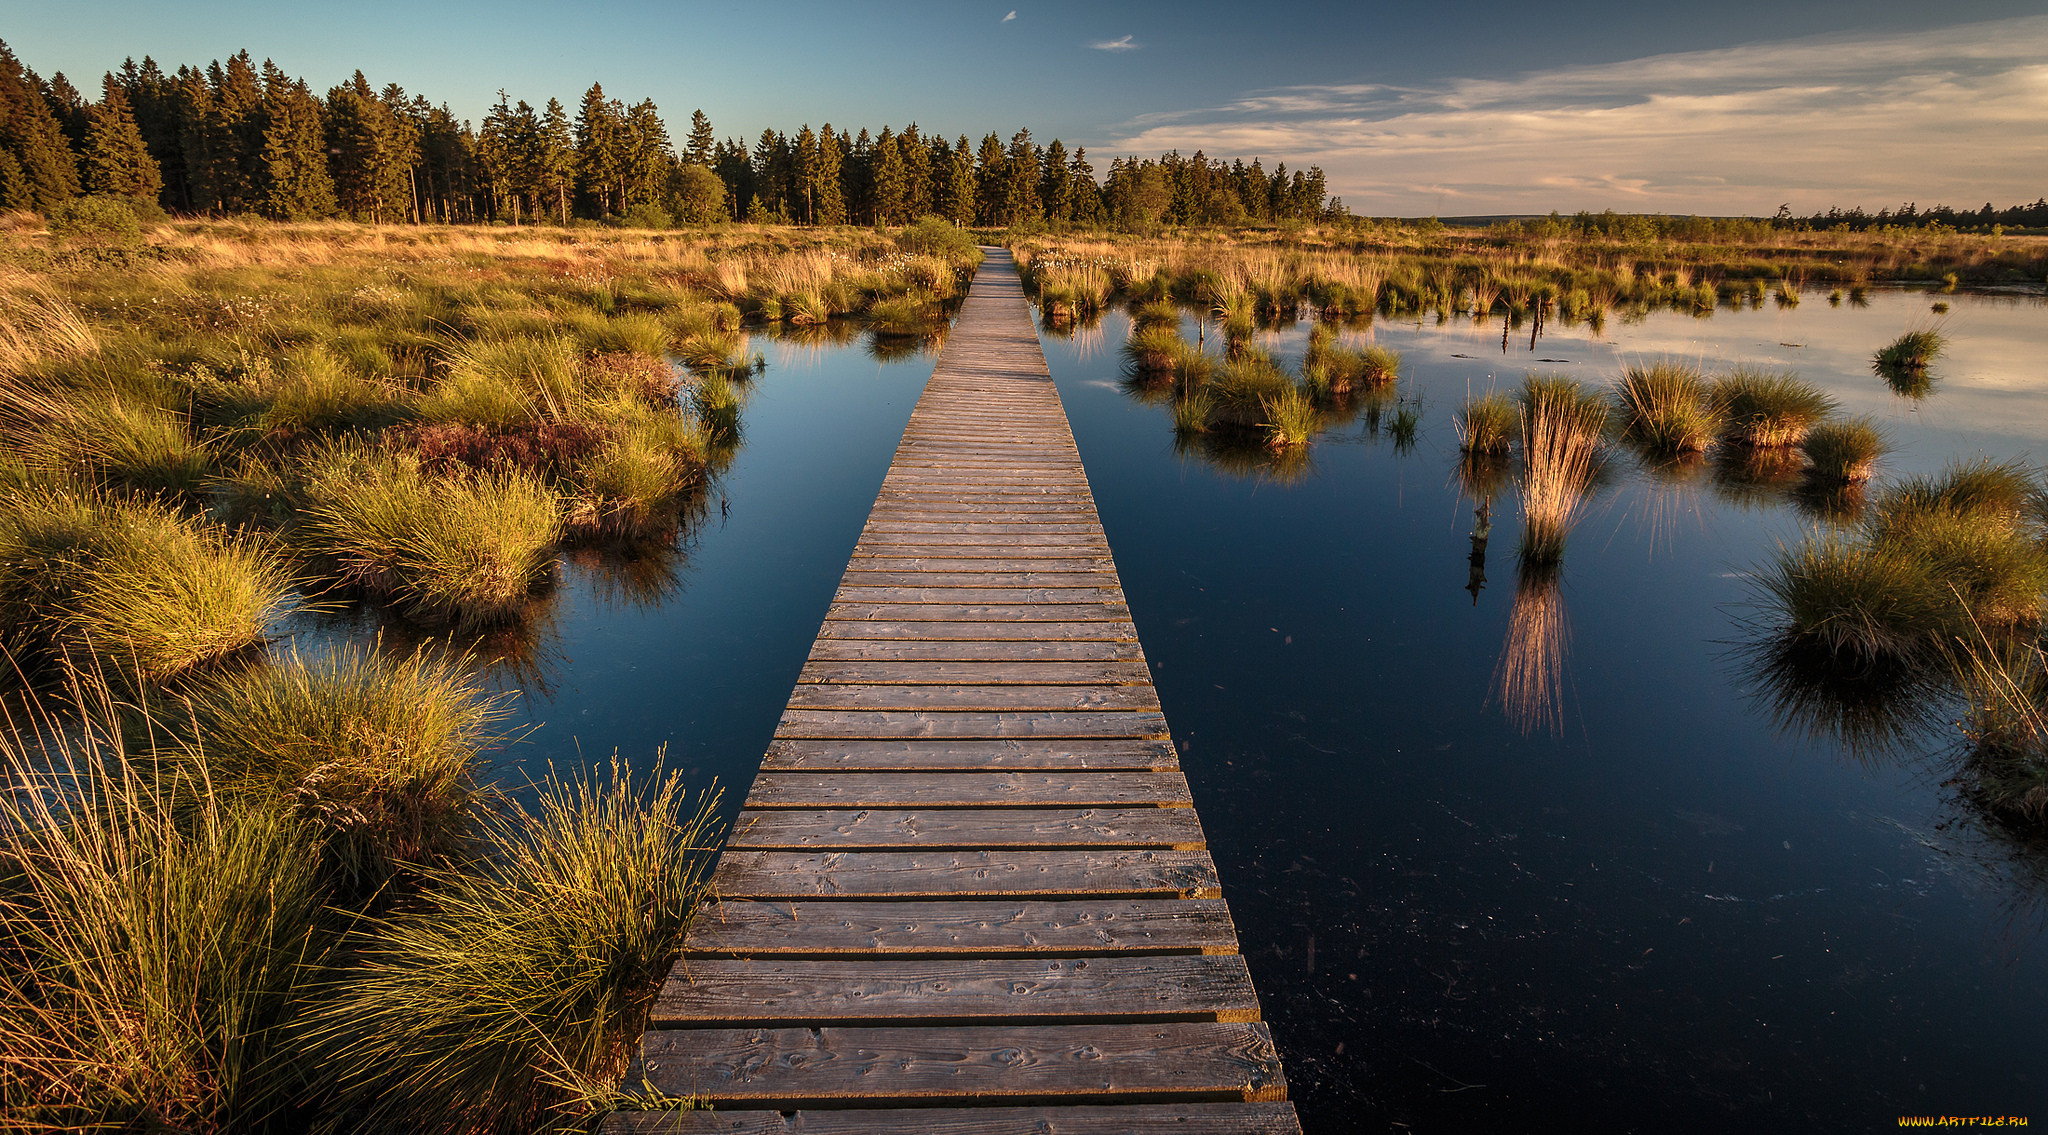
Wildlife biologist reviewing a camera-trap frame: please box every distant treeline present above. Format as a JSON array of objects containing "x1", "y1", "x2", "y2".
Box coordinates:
[
  {"x1": 1791, "y1": 200, "x2": 2048, "y2": 233},
  {"x1": 0, "y1": 40, "x2": 1337, "y2": 230}
]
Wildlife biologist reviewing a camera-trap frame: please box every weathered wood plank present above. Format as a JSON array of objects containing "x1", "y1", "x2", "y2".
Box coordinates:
[
  {"x1": 759, "y1": 738, "x2": 1179, "y2": 771},
  {"x1": 804, "y1": 639, "x2": 1145, "y2": 662},
  {"x1": 845, "y1": 559, "x2": 1119, "y2": 574},
  {"x1": 830, "y1": 587, "x2": 1126, "y2": 605},
  {"x1": 836, "y1": 572, "x2": 1122, "y2": 588},
  {"x1": 650, "y1": 956, "x2": 1260, "y2": 1026},
  {"x1": 772, "y1": 709, "x2": 1168, "y2": 740},
  {"x1": 713, "y1": 849, "x2": 1221, "y2": 900},
  {"x1": 795, "y1": 660, "x2": 1152, "y2": 685},
  {"x1": 814, "y1": 622, "x2": 1138, "y2": 643},
  {"x1": 743, "y1": 772, "x2": 1191, "y2": 809},
  {"x1": 601, "y1": 1102, "x2": 1303, "y2": 1135},
  {"x1": 728, "y1": 807, "x2": 1204, "y2": 850},
  {"x1": 785, "y1": 684, "x2": 1159, "y2": 712},
  {"x1": 825, "y1": 603, "x2": 1129, "y2": 622},
  {"x1": 682, "y1": 898, "x2": 1236, "y2": 956},
  {"x1": 631, "y1": 1022, "x2": 1288, "y2": 1104}
]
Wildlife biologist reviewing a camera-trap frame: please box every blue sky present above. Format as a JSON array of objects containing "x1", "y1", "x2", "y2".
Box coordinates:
[{"x1": 7, "y1": 0, "x2": 2044, "y2": 216}]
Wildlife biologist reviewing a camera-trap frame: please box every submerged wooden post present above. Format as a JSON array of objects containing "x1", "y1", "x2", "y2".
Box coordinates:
[{"x1": 608, "y1": 250, "x2": 1300, "y2": 1133}]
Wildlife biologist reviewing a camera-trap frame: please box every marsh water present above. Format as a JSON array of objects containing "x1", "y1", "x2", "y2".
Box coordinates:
[{"x1": 311, "y1": 286, "x2": 2048, "y2": 1131}]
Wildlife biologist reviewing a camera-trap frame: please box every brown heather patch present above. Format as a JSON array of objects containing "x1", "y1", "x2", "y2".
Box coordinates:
[{"x1": 405, "y1": 420, "x2": 614, "y2": 479}]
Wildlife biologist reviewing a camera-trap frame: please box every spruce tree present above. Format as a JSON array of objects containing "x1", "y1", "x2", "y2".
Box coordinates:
[
  {"x1": 1039, "y1": 138, "x2": 1070, "y2": 225},
  {"x1": 899, "y1": 123, "x2": 931, "y2": 217},
  {"x1": 0, "y1": 40, "x2": 81, "y2": 212},
  {"x1": 257, "y1": 64, "x2": 335, "y2": 220},
  {"x1": 39, "y1": 71, "x2": 90, "y2": 148},
  {"x1": 870, "y1": 127, "x2": 906, "y2": 226},
  {"x1": 944, "y1": 136, "x2": 976, "y2": 227},
  {"x1": 573, "y1": 83, "x2": 624, "y2": 217},
  {"x1": 624, "y1": 98, "x2": 670, "y2": 209},
  {"x1": 539, "y1": 99, "x2": 574, "y2": 223},
  {"x1": 686, "y1": 109, "x2": 714, "y2": 167},
  {"x1": 813, "y1": 123, "x2": 845, "y2": 225},
  {"x1": 83, "y1": 86, "x2": 161, "y2": 201},
  {"x1": 973, "y1": 132, "x2": 1005, "y2": 226},
  {"x1": 326, "y1": 72, "x2": 414, "y2": 223}
]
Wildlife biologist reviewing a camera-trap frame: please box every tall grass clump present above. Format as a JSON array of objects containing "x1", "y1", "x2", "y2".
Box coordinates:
[
  {"x1": 2, "y1": 382, "x2": 212, "y2": 500},
  {"x1": 0, "y1": 288, "x2": 100, "y2": 373},
  {"x1": 1614, "y1": 361, "x2": 1718, "y2": 456},
  {"x1": 0, "y1": 487, "x2": 291, "y2": 685},
  {"x1": 1518, "y1": 372, "x2": 1609, "y2": 441},
  {"x1": 174, "y1": 647, "x2": 504, "y2": 892},
  {"x1": 1874, "y1": 328, "x2": 1946, "y2": 374},
  {"x1": 1712, "y1": 368, "x2": 1837, "y2": 447},
  {"x1": 1754, "y1": 537, "x2": 1946, "y2": 668},
  {"x1": 302, "y1": 758, "x2": 722, "y2": 1132},
  {"x1": 0, "y1": 738, "x2": 330, "y2": 1133},
  {"x1": 1456, "y1": 392, "x2": 1518, "y2": 456},
  {"x1": 1516, "y1": 404, "x2": 1599, "y2": 568},
  {"x1": 301, "y1": 453, "x2": 562, "y2": 628},
  {"x1": 1260, "y1": 389, "x2": 1318, "y2": 450},
  {"x1": 1803, "y1": 417, "x2": 1885, "y2": 483}
]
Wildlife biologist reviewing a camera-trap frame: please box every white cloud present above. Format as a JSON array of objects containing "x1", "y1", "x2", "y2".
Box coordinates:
[
  {"x1": 1001, "y1": 10, "x2": 1015, "y2": 22},
  {"x1": 1099, "y1": 17, "x2": 2048, "y2": 215},
  {"x1": 1090, "y1": 35, "x2": 1138, "y2": 52}
]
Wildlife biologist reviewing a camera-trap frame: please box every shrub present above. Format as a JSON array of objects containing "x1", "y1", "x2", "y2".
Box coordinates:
[
  {"x1": 896, "y1": 216, "x2": 979, "y2": 261},
  {"x1": 49, "y1": 194, "x2": 142, "y2": 246}
]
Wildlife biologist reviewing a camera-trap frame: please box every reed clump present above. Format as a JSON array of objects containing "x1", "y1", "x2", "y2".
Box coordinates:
[
  {"x1": 1515, "y1": 403, "x2": 1600, "y2": 568},
  {"x1": 1802, "y1": 418, "x2": 1885, "y2": 483},
  {"x1": 1614, "y1": 361, "x2": 1718, "y2": 457},
  {"x1": 1712, "y1": 368, "x2": 1837, "y2": 448},
  {"x1": 1457, "y1": 392, "x2": 1518, "y2": 455}
]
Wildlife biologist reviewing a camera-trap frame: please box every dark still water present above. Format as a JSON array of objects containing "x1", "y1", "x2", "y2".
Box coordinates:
[{"x1": 1038, "y1": 290, "x2": 2048, "y2": 1132}]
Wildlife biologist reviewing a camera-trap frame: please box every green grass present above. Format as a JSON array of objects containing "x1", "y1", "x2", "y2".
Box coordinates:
[
  {"x1": 1615, "y1": 361, "x2": 1718, "y2": 456},
  {"x1": 1712, "y1": 368, "x2": 1837, "y2": 448},
  {"x1": 1873, "y1": 457, "x2": 2036, "y2": 534},
  {"x1": 865, "y1": 295, "x2": 939, "y2": 339},
  {"x1": 173, "y1": 647, "x2": 505, "y2": 893},
  {"x1": 0, "y1": 735, "x2": 331, "y2": 1133},
  {"x1": 1261, "y1": 389, "x2": 1319, "y2": 450},
  {"x1": 300, "y1": 757, "x2": 722, "y2": 1132},
  {"x1": 1755, "y1": 536, "x2": 1946, "y2": 666},
  {"x1": 1457, "y1": 392, "x2": 1518, "y2": 455},
  {"x1": 1172, "y1": 389, "x2": 1214, "y2": 434},
  {"x1": 1131, "y1": 300, "x2": 1181, "y2": 330},
  {"x1": 1802, "y1": 417, "x2": 1885, "y2": 483},
  {"x1": 1873, "y1": 328, "x2": 1946, "y2": 373},
  {"x1": 300, "y1": 452, "x2": 563, "y2": 628},
  {"x1": 1518, "y1": 372, "x2": 1609, "y2": 441}
]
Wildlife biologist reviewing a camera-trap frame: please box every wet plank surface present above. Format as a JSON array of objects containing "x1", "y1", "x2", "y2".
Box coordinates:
[{"x1": 619, "y1": 249, "x2": 1297, "y2": 1132}]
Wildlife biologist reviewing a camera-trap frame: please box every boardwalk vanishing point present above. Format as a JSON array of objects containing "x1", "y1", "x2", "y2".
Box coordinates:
[{"x1": 608, "y1": 250, "x2": 1301, "y2": 1133}]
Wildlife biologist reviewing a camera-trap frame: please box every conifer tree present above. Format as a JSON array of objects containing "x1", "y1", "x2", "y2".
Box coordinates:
[
  {"x1": 39, "y1": 71, "x2": 90, "y2": 148},
  {"x1": 686, "y1": 109, "x2": 714, "y2": 166},
  {"x1": 112, "y1": 57, "x2": 187, "y2": 210},
  {"x1": 870, "y1": 127, "x2": 906, "y2": 226},
  {"x1": 624, "y1": 98, "x2": 670, "y2": 209},
  {"x1": 83, "y1": 85, "x2": 161, "y2": 202},
  {"x1": 0, "y1": 40, "x2": 81, "y2": 212},
  {"x1": 790, "y1": 125, "x2": 818, "y2": 224},
  {"x1": 1039, "y1": 139, "x2": 1070, "y2": 225},
  {"x1": 573, "y1": 83, "x2": 625, "y2": 216},
  {"x1": 326, "y1": 72, "x2": 414, "y2": 222},
  {"x1": 943, "y1": 136, "x2": 976, "y2": 226},
  {"x1": 539, "y1": 98, "x2": 574, "y2": 222},
  {"x1": 1068, "y1": 147, "x2": 1100, "y2": 225},
  {"x1": 813, "y1": 123, "x2": 845, "y2": 225},
  {"x1": 1003, "y1": 127, "x2": 1040, "y2": 225},
  {"x1": 258, "y1": 63, "x2": 336, "y2": 219},
  {"x1": 712, "y1": 137, "x2": 752, "y2": 217},
  {"x1": 973, "y1": 132, "x2": 1005, "y2": 226},
  {"x1": 899, "y1": 123, "x2": 931, "y2": 217}
]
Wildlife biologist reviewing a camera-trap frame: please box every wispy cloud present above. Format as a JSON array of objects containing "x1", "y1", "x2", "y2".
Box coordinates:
[
  {"x1": 1089, "y1": 35, "x2": 1138, "y2": 52},
  {"x1": 1100, "y1": 17, "x2": 2048, "y2": 215},
  {"x1": 1001, "y1": 10, "x2": 1015, "y2": 22}
]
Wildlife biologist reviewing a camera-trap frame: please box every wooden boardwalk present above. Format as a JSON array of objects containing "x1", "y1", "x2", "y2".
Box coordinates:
[{"x1": 610, "y1": 250, "x2": 1300, "y2": 1133}]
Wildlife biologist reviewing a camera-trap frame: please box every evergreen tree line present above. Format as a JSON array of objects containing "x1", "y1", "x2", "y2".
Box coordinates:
[
  {"x1": 1792, "y1": 199, "x2": 2048, "y2": 233},
  {"x1": 0, "y1": 39, "x2": 1339, "y2": 229}
]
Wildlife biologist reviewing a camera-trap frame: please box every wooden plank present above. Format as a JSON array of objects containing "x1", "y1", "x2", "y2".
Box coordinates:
[
  {"x1": 805, "y1": 639, "x2": 1144, "y2": 662},
  {"x1": 602, "y1": 1102, "x2": 1304, "y2": 1135},
  {"x1": 649, "y1": 956, "x2": 1261, "y2": 1026},
  {"x1": 728, "y1": 807, "x2": 1205, "y2": 850},
  {"x1": 853, "y1": 535, "x2": 1110, "y2": 549},
  {"x1": 743, "y1": 772, "x2": 1191, "y2": 809},
  {"x1": 771, "y1": 709, "x2": 1168, "y2": 740},
  {"x1": 837, "y1": 572, "x2": 1122, "y2": 588},
  {"x1": 813, "y1": 623, "x2": 1138, "y2": 643},
  {"x1": 785, "y1": 684, "x2": 1159, "y2": 712},
  {"x1": 712, "y1": 849, "x2": 1221, "y2": 900},
  {"x1": 830, "y1": 587, "x2": 1126, "y2": 604},
  {"x1": 630, "y1": 1022, "x2": 1288, "y2": 1105},
  {"x1": 825, "y1": 604, "x2": 1129, "y2": 622},
  {"x1": 845, "y1": 559, "x2": 1118, "y2": 574},
  {"x1": 760, "y1": 738, "x2": 1178, "y2": 771},
  {"x1": 795, "y1": 660, "x2": 1152, "y2": 685},
  {"x1": 682, "y1": 898, "x2": 1237, "y2": 956}
]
